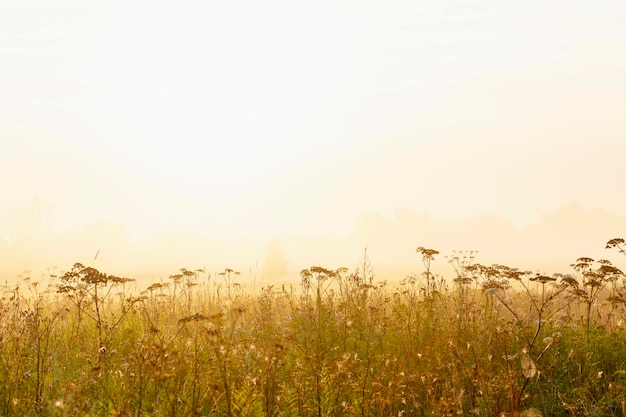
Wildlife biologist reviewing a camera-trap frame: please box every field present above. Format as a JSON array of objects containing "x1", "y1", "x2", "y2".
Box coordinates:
[{"x1": 2, "y1": 240, "x2": 626, "y2": 416}]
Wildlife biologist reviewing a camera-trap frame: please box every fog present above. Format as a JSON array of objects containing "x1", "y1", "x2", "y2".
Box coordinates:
[
  {"x1": 2, "y1": 1, "x2": 625, "y2": 289},
  {"x1": 2, "y1": 202, "x2": 624, "y2": 290}
]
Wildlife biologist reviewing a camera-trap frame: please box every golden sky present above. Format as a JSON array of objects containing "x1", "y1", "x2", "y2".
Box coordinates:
[{"x1": 1, "y1": 1, "x2": 625, "y2": 282}]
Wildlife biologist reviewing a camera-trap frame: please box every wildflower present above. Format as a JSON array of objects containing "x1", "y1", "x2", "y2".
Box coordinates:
[
  {"x1": 55, "y1": 400, "x2": 64, "y2": 409},
  {"x1": 23, "y1": 371, "x2": 31, "y2": 378},
  {"x1": 520, "y1": 353, "x2": 537, "y2": 378}
]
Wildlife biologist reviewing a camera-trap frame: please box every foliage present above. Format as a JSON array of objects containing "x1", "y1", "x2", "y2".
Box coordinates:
[{"x1": 1, "y1": 239, "x2": 626, "y2": 416}]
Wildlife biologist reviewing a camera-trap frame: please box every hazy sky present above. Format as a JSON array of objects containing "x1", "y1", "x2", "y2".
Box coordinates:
[{"x1": 1, "y1": 1, "x2": 626, "y2": 280}]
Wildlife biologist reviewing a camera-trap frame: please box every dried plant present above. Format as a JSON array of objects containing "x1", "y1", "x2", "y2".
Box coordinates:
[{"x1": 2, "y1": 239, "x2": 626, "y2": 416}]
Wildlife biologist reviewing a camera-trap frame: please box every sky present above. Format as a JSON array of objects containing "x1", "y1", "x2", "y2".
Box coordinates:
[{"x1": 1, "y1": 0, "x2": 626, "y2": 283}]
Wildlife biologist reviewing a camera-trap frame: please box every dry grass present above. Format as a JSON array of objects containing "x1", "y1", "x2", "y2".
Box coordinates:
[{"x1": 1, "y1": 241, "x2": 626, "y2": 416}]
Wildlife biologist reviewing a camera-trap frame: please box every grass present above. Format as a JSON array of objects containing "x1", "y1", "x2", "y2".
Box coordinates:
[{"x1": 1, "y1": 240, "x2": 626, "y2": 416}]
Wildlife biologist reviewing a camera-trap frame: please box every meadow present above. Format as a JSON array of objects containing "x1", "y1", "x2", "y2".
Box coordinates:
[{"x1": 2, "y1": 240, "x2": 626, "y2": 416}]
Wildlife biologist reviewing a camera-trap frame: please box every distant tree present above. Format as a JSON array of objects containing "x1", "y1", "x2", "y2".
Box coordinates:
[
  {"x1": 1, "y1": 198, "x2": 52, "y2": 244},
  {"x1": 262, "y1": 240, "x2": 288, "y2": 280}
]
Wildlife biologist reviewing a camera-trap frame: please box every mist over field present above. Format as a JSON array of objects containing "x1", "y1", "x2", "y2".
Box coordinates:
[
  {"x1": 2, "y1": 1, "x2": 626, "y2": 287},
  {"x1": 2, "y1": 202, "x2": 624, "y2": 288},
  {"x1": 2, "y1": 3, "x2": 626, "y2": 415}
]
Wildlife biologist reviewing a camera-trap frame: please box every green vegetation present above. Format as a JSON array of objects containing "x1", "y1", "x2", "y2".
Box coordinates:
[{"x1": 2, "y1": 239, "x2": 626, "y2": 416}]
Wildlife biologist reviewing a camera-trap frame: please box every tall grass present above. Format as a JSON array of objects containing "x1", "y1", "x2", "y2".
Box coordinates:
[{"x1": 1, "y1": 240, "x2": 626, "y2": 416}]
